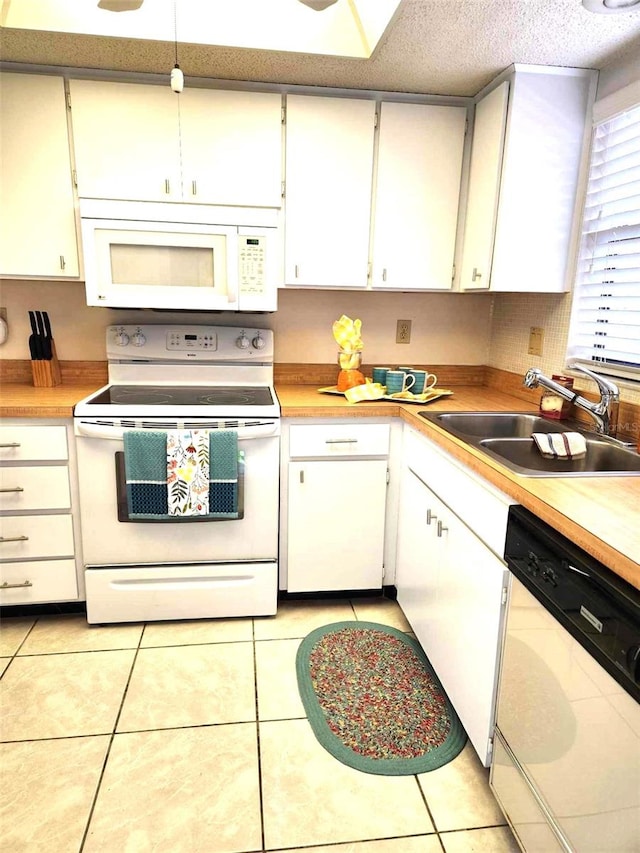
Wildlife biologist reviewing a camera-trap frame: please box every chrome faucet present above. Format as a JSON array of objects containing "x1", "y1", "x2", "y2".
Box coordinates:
[{"x1": 523, "y1": 364, "x2": 620, "y2": 436}]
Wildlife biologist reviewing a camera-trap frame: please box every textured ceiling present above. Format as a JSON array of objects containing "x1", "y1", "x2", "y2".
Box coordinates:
[{"x1": 2, "y1": 0, "x2": 640, "y2": 96}]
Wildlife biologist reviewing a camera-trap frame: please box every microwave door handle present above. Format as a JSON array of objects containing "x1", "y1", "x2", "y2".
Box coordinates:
[{"x1": 75, "y1": 421, "x2": 279, "y2": 441}]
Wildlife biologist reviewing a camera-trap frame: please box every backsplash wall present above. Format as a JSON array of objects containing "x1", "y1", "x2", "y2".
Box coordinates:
[
  {"x1": 3, "y1": 281, "x2": 637, "y2": 406},
  {"x1": 0, "y1": 281, "x2": 493, "y2": 367},
  {"x1": 487, "y1": 292, "x2": 640, "y2": 405}
]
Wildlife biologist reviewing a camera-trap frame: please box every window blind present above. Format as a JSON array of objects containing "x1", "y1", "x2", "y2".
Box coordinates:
[{"x1": 567, "y1": 103, "x2": 640, "y2": 382}]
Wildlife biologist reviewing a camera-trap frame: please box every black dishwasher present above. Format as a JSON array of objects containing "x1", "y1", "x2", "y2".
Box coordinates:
[
  {"x1": 492, "y1": 505, "x2": 640, "y2": 853},
  {"x1": 504, "y1": 504, "x2": 640, "y2": 703}
]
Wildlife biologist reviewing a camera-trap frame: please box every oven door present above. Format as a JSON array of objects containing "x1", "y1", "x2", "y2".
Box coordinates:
[
  {"x1": 75, "y1": 418, "x2": 280, "y2": 622},
  {"x1": 74, "y1": 419, "x2": 280, "y2": 565}
]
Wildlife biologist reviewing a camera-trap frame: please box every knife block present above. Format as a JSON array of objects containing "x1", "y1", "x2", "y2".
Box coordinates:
[{"x1": 31, "y1": 340, "x2": 62, "y2": 387}]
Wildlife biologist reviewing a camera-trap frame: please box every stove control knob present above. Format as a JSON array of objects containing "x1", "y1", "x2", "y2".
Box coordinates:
[
  {"x1": 252, "y1": 333, "x2": 266, "y2": 350},
  {"x1": 131, "y1": 328, "x2": 146, "y2": 347},
  {"x1": 236, "y1": 333, "x2": 251, "y2": 350},
  {"x1": 114, "y1": 327, "x2": 130, "y2": 347}
]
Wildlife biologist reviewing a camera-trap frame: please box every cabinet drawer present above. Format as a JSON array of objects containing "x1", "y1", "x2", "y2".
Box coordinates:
[
  {"x1": 405, "y1": 430, "x2": 513, "y2": 557},
  {"x1": 0, "y1": 466, "x2": 70, "y2": 511},
  {"x1": 289, "y1": 424, "x2": 390, "y2": 458},
  {"x1": 0, "y1": 559, "x2": 78, "y2": 605},
  {"x1": 0, "y1": 514, "x2": 74, "y2": 561},
  {"x1": 0, "y1": 426, "x2": 68, "y2": 462}
]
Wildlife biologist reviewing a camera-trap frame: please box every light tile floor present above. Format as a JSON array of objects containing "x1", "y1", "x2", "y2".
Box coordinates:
[{"x1": 0, "y1": 598, "x2": 520, "y2": 853}]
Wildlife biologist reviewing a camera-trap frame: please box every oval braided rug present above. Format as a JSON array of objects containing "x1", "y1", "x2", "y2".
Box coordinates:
[{"x1": 296, "y1": 620, "x2": 466, "y2": 776}]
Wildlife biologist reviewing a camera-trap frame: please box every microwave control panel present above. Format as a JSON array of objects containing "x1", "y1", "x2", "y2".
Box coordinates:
[{"x1": 239, "y1": 235, "x2": 266, "y2": 295}]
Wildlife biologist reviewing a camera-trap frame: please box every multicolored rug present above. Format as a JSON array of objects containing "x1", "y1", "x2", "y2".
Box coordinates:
[{"x1": 296, "y1": 621, "x2": 467, "y2": 775}]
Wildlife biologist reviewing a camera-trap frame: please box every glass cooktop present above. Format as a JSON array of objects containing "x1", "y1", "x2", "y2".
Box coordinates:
[{"x1": 87, "y1": 385, "x2": 275, "y2": 407}]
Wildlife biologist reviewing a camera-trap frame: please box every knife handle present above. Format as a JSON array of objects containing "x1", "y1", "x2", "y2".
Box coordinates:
[{"x1": 42, "y1": 311, "x2": 52, "y2": 340}]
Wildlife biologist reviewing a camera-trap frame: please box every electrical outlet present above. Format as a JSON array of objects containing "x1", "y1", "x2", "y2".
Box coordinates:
[
  {"x1": 396, "y1": 319, "x2": 412, "y2": 344},
  {"x1": 528, "y1": 326, "x2": 544, "y2": 356}
]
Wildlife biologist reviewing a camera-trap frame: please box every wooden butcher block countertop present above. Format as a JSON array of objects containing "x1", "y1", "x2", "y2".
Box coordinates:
[
  {"x1": 277, "y1": 384, "x2": 640, "y2": 591},
  {"x1": 2, "y1": 379, "x2": 638, "y2": 590}
]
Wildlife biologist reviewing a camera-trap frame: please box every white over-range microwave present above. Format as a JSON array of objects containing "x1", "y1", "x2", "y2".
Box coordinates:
[{"x1": 79, "y1": 199, "x2": 281, "y2": 311}]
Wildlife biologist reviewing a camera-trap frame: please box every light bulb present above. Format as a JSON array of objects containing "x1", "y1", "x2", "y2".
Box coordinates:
[{"x1": 170, "y1": 65, "x2": 184, "y2": 93}]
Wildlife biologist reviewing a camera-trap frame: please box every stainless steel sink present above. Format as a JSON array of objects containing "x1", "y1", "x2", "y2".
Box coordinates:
[
  {"x1": 430, "y1": 412, "x2": 566, "y2": 439},
  {"x1": 479, "y1": 437, "x2": 640, "y2": 476},
  {"x1": 418, "y1": 411, "x2": 640, "y2": 477}
]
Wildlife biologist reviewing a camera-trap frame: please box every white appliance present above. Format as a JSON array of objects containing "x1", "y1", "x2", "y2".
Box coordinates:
[
  {"x1": 80, "y1": 199, "x2": 280, "y2": 311},
  {"x1": 494, "y1": 506, "x2": 640, "y2": 852},
  {"x1": 74, "y1": 324, "x2": 280, "y2": 624}
]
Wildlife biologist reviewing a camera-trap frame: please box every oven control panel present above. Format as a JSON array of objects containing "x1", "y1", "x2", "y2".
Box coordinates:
[
  {"x1": 166, "y1": 330, "x2": 218, "y2": 351},
  {"x1": 107, "y1": 325, "x2": 274, "y2": 361}
]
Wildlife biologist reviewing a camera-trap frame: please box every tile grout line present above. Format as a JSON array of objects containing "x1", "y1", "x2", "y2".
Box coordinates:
[
  {"x1": 0, "y1": 615, "x2": 41, "y2": 678},
  {"x1": 77, "y1": 622, "x2": 147, "y2": 853},
  {"x1": 252, "y1": 617, "x2": 268, "y2": 853}
]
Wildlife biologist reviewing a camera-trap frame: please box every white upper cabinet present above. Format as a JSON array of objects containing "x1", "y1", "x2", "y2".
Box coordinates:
[
  {"x1": 179, "y1": 88, "x2": 282, "y2": 207},
  {"x1": 458, "y1": 82, "x2": 509, "y2": 292},
  {"x1": 70, "y1": 80, "x2": 181, "y2": 202},
  {"x1": 371, "y1": 101, "x2": 467, "y2": 290},
  {"x1": 69, "y1": 80, "x2": 282, "y2": 206},
  {"x1": 0, "y1": 73, "x2": 79, "y2": 278},
  {"x1": 460, "y1": 66, "x2": 597, "y2": 293},
  {"x1": 284, "y1": 95, "x2": 376, "y2": 288}
]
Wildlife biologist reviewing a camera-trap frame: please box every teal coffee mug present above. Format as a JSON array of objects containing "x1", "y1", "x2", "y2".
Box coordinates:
[
  {"x1": 372, "y1": 367, "x2": 391, "y2": 385},
  {"x1": 409, "y1": 370, "x2": 437, "y2": 394},
  {"x1": 385, "y1": 370, "x2": 415, "y2": 394}
]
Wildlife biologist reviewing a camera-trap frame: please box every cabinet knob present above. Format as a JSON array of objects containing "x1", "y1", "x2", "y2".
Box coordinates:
[{"x1": 472, "y1": 267, "x2": 482, "y2": 282}]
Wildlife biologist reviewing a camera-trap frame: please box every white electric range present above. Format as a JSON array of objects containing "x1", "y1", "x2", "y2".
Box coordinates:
[{"x1": 74, "y1": 324, "x2": 280, "y2": 624}]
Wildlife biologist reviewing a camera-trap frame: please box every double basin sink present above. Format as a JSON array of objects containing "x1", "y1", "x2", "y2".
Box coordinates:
[{"x1": 418, "y1": 412, "x2": 640, "y2": 477}]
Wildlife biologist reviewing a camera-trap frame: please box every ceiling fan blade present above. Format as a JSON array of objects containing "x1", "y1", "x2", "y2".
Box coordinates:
[
  {"x1": 97, "y1": 0, "x2": 144, "y2": 11},
  {"x1": 297, "y1": 0, "x2": 340, "y2": 10}
]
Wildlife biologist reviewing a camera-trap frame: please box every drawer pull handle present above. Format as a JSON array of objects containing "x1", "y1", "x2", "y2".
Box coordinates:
[
  {"x1": 0, "y1": 487, "x2": 24, "y2": 493},
  {"x1": 0, "y1": 443, "x2": 21, "y2": 448},
  {"x1": 299, "y1": 470, "x2": 304, "y2": 484},
  {"x1": 426, "y1": 509, "x2": 437, "y2": 525},
  {"x1": 0, "y1": 535, "x2": 29, "y2": 543},
  {"x1": 1, "y1": 580, "x2": 33, "y2": 589},
  {"x1": 437, "y1": 520, "x2": 448, "y2": 537},
  {"x1": 325, "y1": 439, "x2": 358, "y2": 444}
]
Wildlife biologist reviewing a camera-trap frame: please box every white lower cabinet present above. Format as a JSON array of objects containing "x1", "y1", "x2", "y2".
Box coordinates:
[
  {"x1": 0, "y1": 421, "x2": 82, "y2": 605},
  {"x1": 282, "y1": 422, "x2": 391, "y2": 593},
  {"x1": 396, "y1": 428, "x2": 513, "y2": 766}
]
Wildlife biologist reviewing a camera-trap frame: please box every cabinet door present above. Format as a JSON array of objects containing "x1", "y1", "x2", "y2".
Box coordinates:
[
  {"x1": 459, "y1": 81, "x2": 509, "y2": 291},
  {"x1": 284, "y1": 95, "x2": 375, "y2": 287},
  {"x1": 287, "y1": 459, "x2": 386, "y2": 592},
  {"x1": 372, "y1": 102, "x2": 466, "y2": 290},
  {"x1": 433, "y1": 503, "x2": 507, "y2": 765},
  {"x1": 395, "y1": 466, "x2": 441, "y2": 652},
  {"x1": 70, "y1": 80, "x2": 181, "y2": 201},
  {"x1": 180, "y1": 89, "x2": 282, "y2": 207},
  {"x1": 0, "y1": 73, "x2": 79, "y2": 277}
]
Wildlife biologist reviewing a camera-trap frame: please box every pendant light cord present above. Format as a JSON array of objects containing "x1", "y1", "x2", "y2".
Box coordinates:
[{"x1": 174, "y1": 0, "x2": 179, "y2": 67}]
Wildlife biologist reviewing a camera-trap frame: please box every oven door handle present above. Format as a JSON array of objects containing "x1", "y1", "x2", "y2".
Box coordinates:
[{"x1": 74, "y1": 421, "x2": 279, "y2": 441}]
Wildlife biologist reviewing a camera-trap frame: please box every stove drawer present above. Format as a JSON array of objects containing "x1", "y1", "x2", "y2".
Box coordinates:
[{"x1": 85, "y1": 561, "x2": 278, "y2": 624}]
